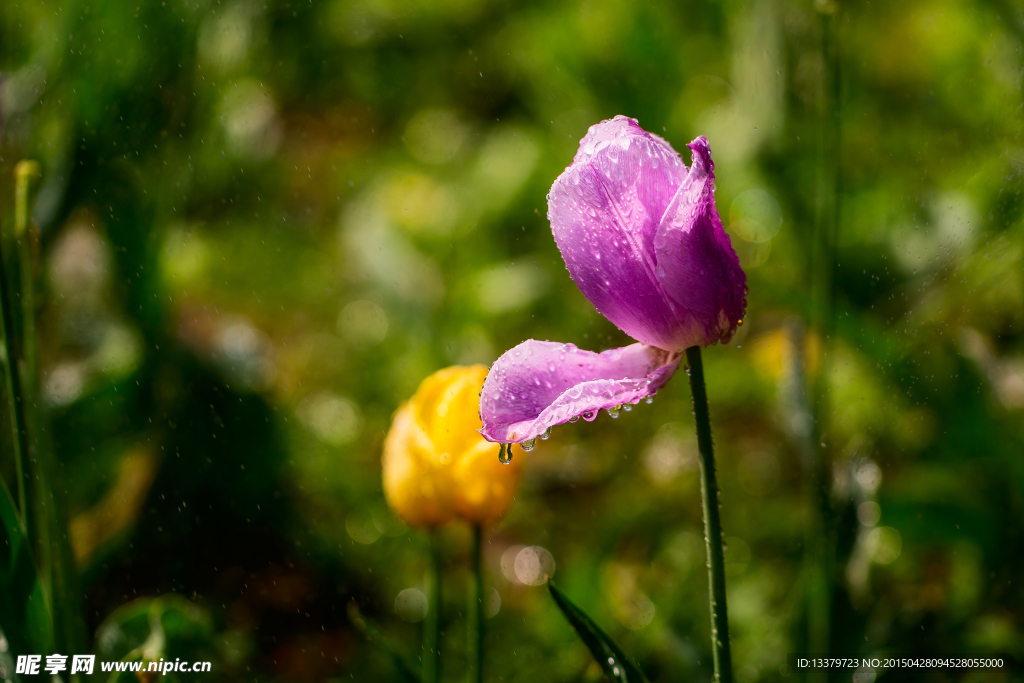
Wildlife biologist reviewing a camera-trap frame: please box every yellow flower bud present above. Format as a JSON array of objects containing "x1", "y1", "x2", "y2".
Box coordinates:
[{"x1": 382, "y1": 365, "x2": 523, "y2": 529}]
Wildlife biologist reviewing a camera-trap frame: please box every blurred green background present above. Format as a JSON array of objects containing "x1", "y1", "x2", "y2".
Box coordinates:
[{"x1": 2, "y1": 0, "x2": 1023, "y2": 680}]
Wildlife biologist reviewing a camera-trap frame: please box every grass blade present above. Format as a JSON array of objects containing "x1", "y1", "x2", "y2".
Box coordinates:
[
  {"x1": 0, "y1": 388, "x2": 51, "y2": 659},
  {"x1": 547, "y1": 581, "x2": 649, "y2": 683}
]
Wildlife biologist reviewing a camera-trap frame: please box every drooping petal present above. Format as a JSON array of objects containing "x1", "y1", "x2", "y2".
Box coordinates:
[
  {"x1": 653, "y1": 136, "x2": 747, "y2": 347},
  {"x1": 548, "y1": 115, "x2": 696, "y2": 351},
  {"x1": 479, "y1": 339, "x2": 681, "y2": 443}
]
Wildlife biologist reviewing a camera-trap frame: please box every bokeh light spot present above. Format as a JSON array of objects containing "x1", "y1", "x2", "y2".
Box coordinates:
[
  {"x1": 345, "y1": 510, "x2": 382, "y2": 545},
  {"x1": 394, "y1": 588, "x2": 428, "y2": 623},
  {"x1": 405, "y1": 109, "x2": 467, "y2": 165},
  {"x1": 737, "y1": 450, "x2": 780, "y2": 496},
  {"x1": 484, "y1": 588, "x2": 501, "y2": 618},
  {"x1": 729, "y1": 189, "x2": 783, "y2": 243},
  {"x1": 338, "y1": 300, "x2": 388, "y2": 346},
  {"x1": 643, "y1": 422, "x2": 698, "y2": 483},
  {"x1": 857, "y1": 501, "x2": 881, "y2": 527},
  {"x1": 513, "y1": 546, "x2": 555, "y2": 586},
  {"x1": 866, "y1": 527, "x2": 902, "y2": 565},
  {"x1": 296, "y1": 392, "x2": 362, "y2": 446}
]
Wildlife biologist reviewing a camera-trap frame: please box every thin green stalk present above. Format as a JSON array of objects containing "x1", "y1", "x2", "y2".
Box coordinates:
[
  {"x1": 467, "y1": 524, "x2": 483, "y2": 683},
  {"x1": 0, "y1": 195, "x2": 32, "y2": 536},
  {"x1": 685, "y1": 346, "x2": 732, "y2": 683},
  {"x1": 16, "y1": 161, "x2": 84, "y2": 659},
  {"x1": 14, "y1": 161, "x2": 41, "y2": 392},
  {"x1": 423, "y1": 532, "x2": 442, "y2": 683},
  {"x1": 0, "y1": 159, "x2": 59, "y2": 655},
  {"x1": 806, "y1": 4, "x2": 842, "y2": 674}
]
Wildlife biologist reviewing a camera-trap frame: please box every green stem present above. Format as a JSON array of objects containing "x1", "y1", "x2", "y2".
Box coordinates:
[
  {"x1": 424, "y1": 531, "x2": 442, "y2": 683},
  {"x1": 0, "y1": 203, "x2": 32, "y2": 535},
  {"x1": 7, "y1": 161, "x2": 82, "y2": 658},
  {"x1": 806, "y1": 6, "x2": 842, "y2": 675},
  {"x1": 14, "y1": 161, "x2": 41, "y2": 396},
  {"x1": 685, "y1": 346, "x2": 732, "y2": 683},
  {"x1": 467, "y1": 524, "x2": 483, "y2": 683}
]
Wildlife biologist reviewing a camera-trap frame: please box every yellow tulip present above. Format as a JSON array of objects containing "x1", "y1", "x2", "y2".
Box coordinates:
[{"x1": 382, "y1": 365, "x2": 524, "y2": 529}]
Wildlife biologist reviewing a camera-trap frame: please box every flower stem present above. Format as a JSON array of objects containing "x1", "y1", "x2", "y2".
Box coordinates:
[
  {"x1": 424, "y1": 531, "x2": 442, "y2": 683},
  {"x1": 14, "y1": 161, "x2": 41, "y2": 397},
  {"x1": 806, "y1": 5, "x2": 842, "y2": 672},
  {"x1": 685, "y1": 346, "x2": 732, "y2": 683},
  {"x1": 467, "y1": 524, "x2": 483, "y2": 683}
]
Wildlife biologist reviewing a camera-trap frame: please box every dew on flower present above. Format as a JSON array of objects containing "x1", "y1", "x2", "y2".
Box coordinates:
[
  {"x1": 498, "y1": 442, "x2": 513, "y2": 465},
  {"x1": 540, "y1": 426, "x2": 552, "y2": 440},
  {"x1": 607, "y1": 405, "x2": 621, "y2": 418},
  {"x1": 520, "y1": 438, "x2": 536, "y2": 452}
]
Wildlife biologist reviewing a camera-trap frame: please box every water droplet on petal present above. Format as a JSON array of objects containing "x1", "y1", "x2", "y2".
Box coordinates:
[
  {"x1": 644, "y1": 396, "x2": 654, "y2": 404},
  {"x1": 622, "y1": 403, "x2": 633, "y2": 412},
  {"x1": 568, "y1": 415, "x2": 580, "y2": 423},
  {"x1": 540, "y1": 427, "x2": 552, "y2": 440},
  {"x1": 582, "y1": 411, "x2": 597, "y2": 422},
  {"x1": 520, "y1": 438, "x2": 536, "y2": 452},
  {"x1": 607, "y1": 405, "x2": 621, "y2": 419},
  {"x1": 498, "y1": 443, "x2": 513, "y2": 465}
]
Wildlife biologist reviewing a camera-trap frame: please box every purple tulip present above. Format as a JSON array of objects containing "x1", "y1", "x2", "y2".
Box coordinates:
[{"x1": 480, "y1": 116, "x2": 746, "y2": 444}]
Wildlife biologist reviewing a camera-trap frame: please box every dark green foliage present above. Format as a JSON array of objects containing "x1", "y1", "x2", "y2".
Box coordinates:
[{"x1": 549, "y1": 581, "x2": 649, "y2": 683}]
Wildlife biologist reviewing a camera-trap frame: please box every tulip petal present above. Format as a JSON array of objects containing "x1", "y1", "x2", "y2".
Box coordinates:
[
  {"x1": 548, "y1": 116, "x2": 697, "y2": 351},
  {"x1": 382, "y1": 402, "x2": 458, "y2": 528},
  {"x1": 479, "y1": 339, "x2": 681, "y2": 443},
  {"x1": 654, "y1": 136, "x2": 747, "y2": 346},
  {"x1": 454, "y1": 436, "x2": 524, "y2": 528}
]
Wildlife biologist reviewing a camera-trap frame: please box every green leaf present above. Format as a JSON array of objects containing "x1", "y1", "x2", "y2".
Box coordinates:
[
  {"x1": 96, "y1": 594, "x2": 217, "y2": 674},
  {"x1": 0, "y1": 476, "x2": 53, "y2": 656},
  {"x1": 547, "y1": 581, "x2": 650, "y2": 683},
  {"x1": 347, "y1": 601, "x2": 421, "y2": 683},
  {"x1": 0, "y1": 477, "x2": 26, "y2": 563}
]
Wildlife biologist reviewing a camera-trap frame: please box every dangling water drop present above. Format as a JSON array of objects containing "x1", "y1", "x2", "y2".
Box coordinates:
[
  {"x1": 568, "y1": 415, "x2": 580, "y2": 423},
  {"x1": 540, "y1": 427, "x2": 552, "y2": 440},
  {"x1": 582, "y1": 410, "x2": 597, "y2": 422},
  {"x1": 498, "y1": 443, "x2": 513, "y2": 465},
  {"x1": 644, "y1": 395, "x2": 654, "y2": 404},
  {"x1": 607, "y1": 405, "x2": 621, "y2": 419},
  {"x1": 622, "y1": 403, "x2": 633, "y2": 412},
  {"x1": 520, "y1": 438, "x2": 536, "y2": 452}
]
